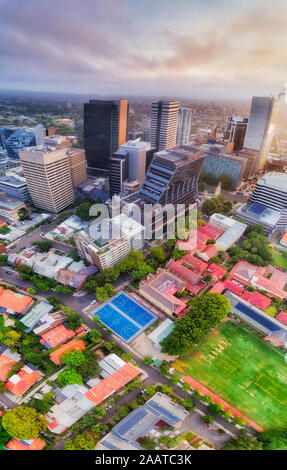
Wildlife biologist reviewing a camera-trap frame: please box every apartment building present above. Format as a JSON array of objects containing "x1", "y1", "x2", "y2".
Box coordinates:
[{"x1": 74, "y1": 213, "x2": 144, "y2": 269}]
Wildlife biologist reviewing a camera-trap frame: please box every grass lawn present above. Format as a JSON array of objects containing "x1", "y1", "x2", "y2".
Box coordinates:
[
  {"x1": 174, "y1": 321, "x2": 287, "y2": 430},
  {"x1": 264, "y1": 305, "x2": 278, "y2": 317},
  {"x1": 271, "y1": 248, "x2": 287, "y2": 270}
]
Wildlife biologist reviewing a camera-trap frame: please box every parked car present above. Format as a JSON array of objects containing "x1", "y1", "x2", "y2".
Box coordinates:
[{"x1": 5, "y1": 271, "x2": 12, "y2": 275}]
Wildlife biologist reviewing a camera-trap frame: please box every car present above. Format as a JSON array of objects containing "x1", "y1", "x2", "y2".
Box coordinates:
[
  {"x1": 105, "y1": 405, "x2": 113, "y2": 411},
  {"x1": 90, "y1": 300, "x2": 97, "y2": 305},
  {"x1": 5, "y1": 271, "x2": 12, "y2": 275},
  {"x1": 22, "y1": 287, "x2": 28, "y2": 292}
]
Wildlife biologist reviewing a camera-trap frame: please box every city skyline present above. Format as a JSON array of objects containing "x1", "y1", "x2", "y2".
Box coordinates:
[{"x1": 1, "y1": 0, "x2": 287, "y2": 99}]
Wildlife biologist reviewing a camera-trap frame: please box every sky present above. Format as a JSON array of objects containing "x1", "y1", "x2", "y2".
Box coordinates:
[{"x1": 1, "y1": 0, "x2": 287, "y2": 99}]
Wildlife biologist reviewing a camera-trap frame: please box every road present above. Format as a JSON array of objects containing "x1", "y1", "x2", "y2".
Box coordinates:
[{"x1": 7, "y1": 216, "x2": 72, "y2": 254}]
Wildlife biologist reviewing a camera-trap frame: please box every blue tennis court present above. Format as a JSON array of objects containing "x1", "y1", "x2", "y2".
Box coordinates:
[
  {"x1": 111, "y1": 293, "x2": 154, "y2": 327},
  {"x1": 93, "y1": 291, "x2": 157, "y2": 342}
]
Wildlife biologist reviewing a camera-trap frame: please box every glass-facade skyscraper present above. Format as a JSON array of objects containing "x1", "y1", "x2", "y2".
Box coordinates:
[
  {"x1": 84, "y1": 99, "x2": 128, "y2": 174},
  {"x1": 243, "y1": 96, "x2": 279, "y2": 172},
  {"x1": 0, "y1": 124, "x2": 44, "y2": 159}
]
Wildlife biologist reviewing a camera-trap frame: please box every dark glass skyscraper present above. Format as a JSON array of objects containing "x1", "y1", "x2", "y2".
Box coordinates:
[{"x1": 84, "y1": 99, "x2": 128, "y2": 174}]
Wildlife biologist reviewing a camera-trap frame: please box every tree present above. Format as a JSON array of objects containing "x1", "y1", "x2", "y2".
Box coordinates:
[
  {"x1": 159, "y1": 363, "x2": 170, "y2": 376},
  {"x1": 171, "y1": 248, "x2": 187, "y2": 261},
  {"x1": 144, "y1": 385, "x2": 157, "y2": 396},
  {"x1": 182, "y1": 382, "x2": 191, "y2": 393},
  {"x1": 62, "y1": 307, "x2": 83, "y2": 331},
  {"x1": 87, "y1": 329, "x2": 102, "y2": 344},
  {"x1": 224, "y1": 435, "x2": 263, "y2": 450},
  {"x1": 142, "y1": 357, "x2": 153, "y2": 365},
  {"x1": 57, "y1": 370, "x2": 83, "y2": 386},
  {"x1": 0, "y1": 420, "x2": 10, "y2": 450},
  {"x1": 25, "y1": 352, "x2": 42, "y2": 366},
  {"x1": 18, "y1": 207, "x2": 30, "y2": 221},
  {"x1": 96, "y1": 283, "x2": 115, "y2": 301},
  {"x1": 27, "y1": 287, "x2": 37, "y2": 294},
  {"x1": 0, "y1": 330, "x2": 21, "y2": 348},
  {"x1": 33, "y1": 241, "x2": 53, "y2": 253},
  {"x1": 2, "y1": 406, "x2": 47, "y2": 439},
  {"x1": 160, "y1": 384, "x2": 172, "y2": 394},
  {"x1": 75, "y1": 202, "x2": 93, "y2": 221},
  {"x1": 141, "y1": 436, "x2": 156, "y2": 450},
  {"x1": 132, "y1": 264, "x2": 154, "y2": 281},
  {"x1": 78, "y1": 350, "x2": 100, "y2": 379},
  {"x1": 0, "y1": 255, "x2": 8, "y2": 266},
  {"x1": 201, "y1": 415, "x2": 214, "y2": 425},
  {"x1": 0, "y1": 382, "x2": 6, "y2": 394},
  {"x1": 182, "y1": 398, "x2": 194, "y2": 411},
  {"x1": 258, "y1": 429, "x2": 287, "y2": 450},
  {"x1": 61, "y1": 350, "x2": 86, "y2": 368},
  {"x1": 64, "y1": 429, "x2": 100, "y2": 450},
  {"x1": 170, "y1": 373, "x2": 181, "y2": 385},
  {"x1": 161, "y1": 293, "x2": 230, "y2": 355},
  {"x1": 220, "y1": 174, "x2": 234, "y2": 191},
  {"x1": 149, "y1": 246, "x2": 166, "y2": 263}
]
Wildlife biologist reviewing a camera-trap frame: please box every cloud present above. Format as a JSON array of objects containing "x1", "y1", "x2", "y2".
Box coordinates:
[{"x1": 0, "y1": 0, "x2": 286, "y2": 97}]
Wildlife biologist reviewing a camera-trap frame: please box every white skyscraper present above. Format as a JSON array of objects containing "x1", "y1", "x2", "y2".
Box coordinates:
[
  {"x1": 176, "y1": 108, "x2": 192, "y2": 146},
  {"x1": 150, "y1": 101, "x2": 179, "y2": 150},
  {"x1": 119, "y1": 138, "x2": 151, "y2": 182}
]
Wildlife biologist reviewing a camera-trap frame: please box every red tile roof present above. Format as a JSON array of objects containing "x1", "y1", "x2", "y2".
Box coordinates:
[
  {"x1": 200, "y1": 244, "x2": 218, "y2": 259},
  {"x1": 0, "y1": 286, "x2": 33, "y2": 314},
  {"x1": 205, "y1": 263, "x2": 227, "y2": 281},
  {"x1": 40, "y1": 324, "x2": 76, "y2": 349},
  {"x1": 223, "y1": 279, "x2": 244, "y2": 296},
  {"x1": 168, "y1": 259, "x2": 202, "y2": 285},
  {"x1": 197, "y1": 223, "x2": 224, "y2": 240},
  {"x1": 6, "y1": 438, "x2": 46, "y2": 451},
  {"x1": 84, "y1": 363, "x2": 139, "y2": 404},
  {"x1": 209, "y1": 281, "x2": 225, "y2": 293},
  {"x1": 276, "y1": 311, "x2": 287, "y2": 325},
  {"x1": 181, "y1": 254, "x2": 208, "y2": 274},
  {"x1": 49, "y1": 339, "x2": 85, "y2": 365},
  {"x1": 0, "y1": 351, "x2": 18, "y2": 382},
  {"x1": 241, "y1": 291, "x2": 271, "y2": 310},
  {"x1": 5, "y1": 367, "x2": 42, "y2": 396}
]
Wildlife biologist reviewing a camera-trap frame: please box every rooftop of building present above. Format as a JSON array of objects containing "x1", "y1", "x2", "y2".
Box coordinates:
[
  {"x1": 120, "y1": 138, "x2": 151, "y2": 150},
  {"x1": 154, "y1": 146, "x2": 202, "y2": 167},
  {"x1": 256, "y1": 172, "x2": 287, "y2": 192},
  {"x1": 0, "y1": 191, "x2": 25, "y2": 209},
  {"x1": 0, "y1": 174, "x2": 27, "y2": 187},
  {"x1": 6, "y1": 438, "x2": 46, "y2": 451},
  {"x1": 0, "y1": 286, "x2": 33, "y2": 314},
  {"x1": 0, "y1": 347, "x2": 21, "y2": 382},
  {"x1": 6, "y1": 364, "x2": 42, "y2": 396}
]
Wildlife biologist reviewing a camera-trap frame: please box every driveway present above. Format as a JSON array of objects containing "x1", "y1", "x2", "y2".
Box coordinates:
[{"x1": 181, "y1": 410, "x2": 233, "y2": 449}]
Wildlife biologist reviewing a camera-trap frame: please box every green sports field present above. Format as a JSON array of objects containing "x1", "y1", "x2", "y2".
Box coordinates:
[{"x1": 175, "y1": 321, "x2": 287, "y2": 430}]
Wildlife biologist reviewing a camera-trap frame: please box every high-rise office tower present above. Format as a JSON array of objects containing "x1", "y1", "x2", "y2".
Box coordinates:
[
  {"x1": 67, "y1": 149, "x2": 87, "y2": 188},
  {"x1": 150, "y1": 101, "x2": 179, "y2": 151},
  {"x1": 176, "y1": 108, "x2": 192, "y2": 146},
  {"x1": 225, "y1": 116, "x2": 248, "y2": 152},
  {"x1": 109, "y1": 150, "x2": 129, "y2": 196},
  {"x1": 139, "y1": 146, "x2": 204, "y2": 205},
  {"x1": 243, "y1": 96, "x2": 279, "y2": 173},
  {"x1": 119, "y1": 138, "x2": 152, "y2": 182},
  {"x1": 84, "y1": 99, "x2": 128, "y2": 174},
  {"x1": 19, "y1": 146, "x2": 74, "y2": 213}
]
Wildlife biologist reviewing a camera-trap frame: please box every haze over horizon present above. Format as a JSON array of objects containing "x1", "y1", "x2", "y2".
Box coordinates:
[{"x1": 1, "y1": 0, "x2": 287, "y2": 100}]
